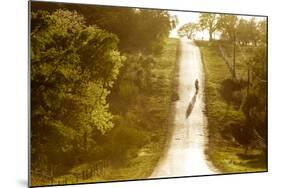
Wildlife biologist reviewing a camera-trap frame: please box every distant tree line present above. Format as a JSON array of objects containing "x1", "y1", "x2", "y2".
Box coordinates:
[{"x1": 178, "y1": 13, "x2": 266, "y2": 45}]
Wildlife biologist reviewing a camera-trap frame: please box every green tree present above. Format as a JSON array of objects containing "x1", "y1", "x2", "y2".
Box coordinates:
[
  {"x1": 241, "y1": 45, "x2": 267, "y2": 148},
  {"x1": 217, "y1": 15, "x2": 239, "y2": 41},
  {"x1": 178, "y1": 22, "x2": 199, "y2": 39},
  {"x1": 236, "y1": 18, "x2": 251, "y2": 45},
  {"x1": 217, "y1": 15, "x2": 239, "y2": 79},
  {"x1": 31, "y1": 2, "x2": 172, "y2": 54},
  {"x1": 248, "y1": 18, "x2": 259, "y2": 46},
  {"x1": 257, "y1": 19, "x2": 267, "y2": 44},
  {"x1": 31, "y1": 10, "x2": 125, "y2": 174},
  {"x1": 199, "y1": 13, "x2": 219, "y2": 41}
]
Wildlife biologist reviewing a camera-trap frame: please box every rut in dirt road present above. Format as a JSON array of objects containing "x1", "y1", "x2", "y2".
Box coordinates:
[{"x1": 150, "y1": 39, "x2": 219, "y2": 178}]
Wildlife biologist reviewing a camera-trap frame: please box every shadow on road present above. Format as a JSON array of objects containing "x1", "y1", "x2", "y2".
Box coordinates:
[{"x1": 185, "y1": 91, "x2": 198, "y2": 118}]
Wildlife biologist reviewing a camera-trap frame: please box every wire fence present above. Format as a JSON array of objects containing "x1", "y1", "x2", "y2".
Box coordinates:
[
  {"x1": 218, "y1": 44, "x2": 238, "y2": 80},
  {"x1": 32, "y1": 160, "x2": 109, "y2": 186}
]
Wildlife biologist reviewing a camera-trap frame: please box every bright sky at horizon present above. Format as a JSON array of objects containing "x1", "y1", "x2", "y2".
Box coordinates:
[
  {"x1": 168, "y1": 11, "x2": 266, "y2": 39},
  {"x1": 168, "y1": 11, "x2": 201, "y2": 38}
]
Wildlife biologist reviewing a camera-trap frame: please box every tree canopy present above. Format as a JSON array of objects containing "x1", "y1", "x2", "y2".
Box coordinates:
[
  {"x1": 217, "y1": 15, "x2": 239, "y2": 41},
  {"x1": 31, "y1": 10, "x2": 125, "y2": 173},
  {"x1": 199, "y1": 13, "x2": 219, "y2": 41},
  {"x1": 31, "y1": 2, "x2": 173, "y2": 54},
  {"x1": 178, "y1": 22, "x2": 199, "y2": 39}
]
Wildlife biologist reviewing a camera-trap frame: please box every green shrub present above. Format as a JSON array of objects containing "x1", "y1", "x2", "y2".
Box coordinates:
[
  {"x1": 108, "y1": 123, "x2": 149, "y2": 164},
  {"x1": 219, "y1": 78, "x2": 246, "y2": 105}
]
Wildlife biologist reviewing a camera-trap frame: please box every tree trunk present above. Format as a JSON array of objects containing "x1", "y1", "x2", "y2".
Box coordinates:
[{"x1": 209, "y1": 31, "x2": 213, "y2": 41}]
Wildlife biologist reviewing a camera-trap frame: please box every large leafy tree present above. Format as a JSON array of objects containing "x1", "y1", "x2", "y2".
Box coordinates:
[
  {"x1": 31, "y1": 2, "x2": 173, "y2": 54},
  {"x1": 217, "y1": 15, "x2": 239, "y2": 41},
  {"x1": 199, "y1": 13, "x2": 219, "y2": 41},
  {"x1": 132, "y1": 9, "x2": 172, "y2": 54},
  {"x1": 178, "y1": 22, "x2": 199, "y2": 39},
  {"x1": 236, "y1": 18, "x2": 259, "y2": 46},
  {"x1": 236, "y1": 18, "x2": 251, "y2": 45},
  {"x1": 31, "y1": 10, "x2": 125, "y2": 174}
]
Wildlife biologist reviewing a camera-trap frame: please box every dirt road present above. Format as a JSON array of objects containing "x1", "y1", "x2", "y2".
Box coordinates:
[{"x1": 151, "y1": 39, "x2": 219, "y2": 178}]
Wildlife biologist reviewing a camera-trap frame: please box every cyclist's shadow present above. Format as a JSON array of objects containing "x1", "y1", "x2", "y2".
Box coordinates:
[{"x1": 185, "y1": 91, "x2": 198, "y2": 118}]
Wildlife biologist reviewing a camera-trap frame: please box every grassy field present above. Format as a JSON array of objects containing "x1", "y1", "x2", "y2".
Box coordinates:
[
  {"x1": 218, "y1": 41, "x2": 259, "y2": 80},
  {"x1": 196, "y1": 41, "x2": 267, "y2": 173},
  {"x1": 43, "y1": 38, "x2": 180, "y2": 185}
]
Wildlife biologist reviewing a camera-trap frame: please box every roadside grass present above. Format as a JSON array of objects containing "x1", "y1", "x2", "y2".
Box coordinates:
[
  {"x1": 52, "y1": 141, "x2": 166, "y2": 185},
  {"x1": 51, "y1": 38, "x2": 180, "y2": 184},
  {"x1": 196, "y1": 40, "x2": 267, "y2": 173},
  {"x1": 97, "y1": 37, "x2": 179, "y2": 181},
  {"x1": 218, "y1": 41, "x2": 258, "y2": 80}
]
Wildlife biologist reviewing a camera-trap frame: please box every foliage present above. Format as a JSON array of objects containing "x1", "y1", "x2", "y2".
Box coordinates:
[
  {"x1": 108, "y1": 122, "x2": 150, "y2": 164},
  {"x1": 257, "y1": 20, "x2": 267, "y2": 44},
  {"x1": 31, "y1": 10, "x2": 125, "y2": 175},
  {"x1": 31, "y1": 2, "x2": 173, "y2": 54},
  {"x1": 30, "y1": 2, "x2": 177, "y2": 185},
  {"x1": 217, "y1": 15, "x2": 238, "y2": 41},
  {"x1": 220, "y1": 78, "x2": 246, "y2": 105},
  {"x1": 199, "y1": 13, "x2": 219, "y2": 41},
  {"x1": 178, "y1": 22, "x2": 199, "y2": 39},
  {"x1": 241, "y1": 45, "x2": 267, "y2": 141},
  {"x1": 197, "y1": 38, "x2": 267, "y2": 172},
  {"x1": 236, "y1": 18, "x2": 260, "y2": 46}
]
